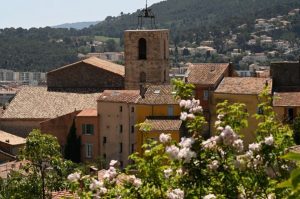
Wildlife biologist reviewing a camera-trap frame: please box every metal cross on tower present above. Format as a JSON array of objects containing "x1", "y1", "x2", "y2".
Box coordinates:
[{"x1": 137, "y1": 0, "x2": 156, "y2": 29}]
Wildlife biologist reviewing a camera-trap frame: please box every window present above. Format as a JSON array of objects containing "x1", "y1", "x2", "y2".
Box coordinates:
[
  {"x1": 103, "y1": 154, "x2": 106, "y2": 159},
  {"x1": 138, "y1": 38, "x2": 147, "y2": 60},
  {"x1": 119, "y1": 143, "x2": 123, "y2": 153},
  {"x1": 131, "y1": 144, "x2": 135, "y2": 153},
  {"x1": 203, "y1": 90, "x2": 209, "y2": 101},
  {"x1": 86, "y1": 144, "x2": 93, "y2": 158},
  {"x1": 103, "y1": 136, "x2": 107, "y2": 144},
  {"x1": 167, "y1": 105, "x2": 174, "y2": 116},
  {"x1": 287, "y1": 108, "x2": 295, "y2": 122},
  {"x1": 120, "y1": 161, "x2": 123, "y2": 168},
  {"x1": 131, "y1": 107, "x2": 134, "y2": 112},
  {"x1": 120, "y1": 106, "x2": 123, "y2": 112},
  {"x1": 140, "y1": 72, "x2": 146, "y2": 83},
  {"x1": 120, "y1": 125, "x2": 123, "y2": 133},
  {"x1": 163, "y1": 70, "x2": 167, "y2": 82},
  {"x1": 131, "y1": 125, "x2": 134, "y2": 133},
  {"x1": 82, "y1": 124, "x2": 94, "y2": 135}
]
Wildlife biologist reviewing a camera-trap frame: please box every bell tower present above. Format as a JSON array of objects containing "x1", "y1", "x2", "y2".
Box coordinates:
[{"x1": 124, "y1": 1, "x2": 169, "y2": 89}]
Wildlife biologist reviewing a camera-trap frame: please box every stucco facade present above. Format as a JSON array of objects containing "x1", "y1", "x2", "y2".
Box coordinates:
[
  {"x1": 98, "y1": 102, "x2": 136, "y2": 168},
  {"x1": 75, "y1": 109, "x2": 100, "y2": 162}
]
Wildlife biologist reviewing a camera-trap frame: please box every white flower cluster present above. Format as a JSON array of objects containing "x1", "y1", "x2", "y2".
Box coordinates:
[
  {"x1": 127, "y1": 175, "x2": 142, "y2": 188},
  {"x1": 207, "y1": 160, "x2": 219, "y2": 171},
  {"x1": 164, "y1": 168, "x2": 173, "y2": 178},
  {"x1": 203, "y1": 194, "x2": 217, "y2": 199},
  {"x1": 264, "y1": 135, "x2": 274, "y2": 146},
  {"x1": 67, "y1": 172, "x2": 81, "y2": 182},
  {"x1": 165, "y1": 137, "x2": 196, "y2": 163},
  {"x1": 167, "y1": 188, "x2": 184, "y2": 199},
  {"x1": 103, "y1": 166, "x2": 118, "y2": 181},
  {"x1": 179, "y1": 99, "x2": 203, "y2": 121},
  {"x1": 159, "y1": 133, "x2": 172, "y2": 144},
  {"x1": 202, "y1": 125, "x2": 244, "y2": 153},
  {"x1": 89, "y1": 179, "x2": 108, "y2": 195}
]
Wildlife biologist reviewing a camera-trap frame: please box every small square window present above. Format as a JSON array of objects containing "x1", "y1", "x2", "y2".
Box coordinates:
[
  {"x1": 103, "y1": 154, "x2": 106, "y2": 159},
  {"x1": 120, "y1": 125, "x2": 123, "y2": 133},
  {"x1": 120, "y1": 106, "x2": 123, "y2": 112},
  {"x1": 131, "y1": 144, "x2": 134, "y2": 153},
  {"x1": 82, "y1": 124, "x2": 94, "y2": 135},
  {"x1": 131, "y1": 107, "x2": 134, "y2": 112},
  {"x1": 103, "y1": 137, "x2": 107, "y2": 144},
  {"x1": 131, "y1": 126, "x2": 134, "y2": 133}
]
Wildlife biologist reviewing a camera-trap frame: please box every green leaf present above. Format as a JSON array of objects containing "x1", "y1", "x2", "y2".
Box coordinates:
[{"x1": 281, "y1": 152, "x2": 300, "y2": 161}]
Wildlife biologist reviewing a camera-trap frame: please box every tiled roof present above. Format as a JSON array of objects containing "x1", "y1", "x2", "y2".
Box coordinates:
[
  {"x1": 137, "y1": 85, "x2": 179, "y2": 105},
  {"x1": 0, "y1": 130, "x2": 26, "y2": 145},
  {"x1": 98, "y1": 90, "x2": 140, "y2": 103},
  {"x1": 215, "y1": 77, "x2": 272, "y2": 95},
  {"x1": 1, "y1": 87, "x2": 100, "y2": 119},
  {"x1": 143, "y1": 119, "x2": 182, "y2": 131},
  {"x1": 77, "y1": 109, "x2": 98, "y2": 117},
  {"x1": 48, "y1": 57, "x2": 125, "y2": 76},
  {"x1": 186, "y1": 63, "x2": 229, "y2": 85},
  {"x1": 273, "y1": 92, "x2": 300, "y2": 107},
  {"x1": 52, "y1": 190, "x2": 78, "y2": 199}
]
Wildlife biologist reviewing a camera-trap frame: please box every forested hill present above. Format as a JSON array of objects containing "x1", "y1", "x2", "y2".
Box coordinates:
[
  {"x1": 90, "y1": 0, "x2": 300, "y2": 42},
  {"x1": 1, "y1": 0, "x2": 300, "y2": 72}
]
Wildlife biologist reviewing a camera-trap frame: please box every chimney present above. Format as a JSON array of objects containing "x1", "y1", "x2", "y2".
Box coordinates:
[{"x1": 140, "y1": 84, "x2": 146, "y2": 99}]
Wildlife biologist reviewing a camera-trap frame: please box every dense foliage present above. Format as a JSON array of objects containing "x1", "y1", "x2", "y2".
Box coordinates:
[{"x1": 0, "y1": 130, "x2": 75, "y2": 199}]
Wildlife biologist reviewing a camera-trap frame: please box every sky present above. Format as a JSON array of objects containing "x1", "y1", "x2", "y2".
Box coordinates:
[{"x1": 0, "y1": 0, "x2": 162, "y2": 29}]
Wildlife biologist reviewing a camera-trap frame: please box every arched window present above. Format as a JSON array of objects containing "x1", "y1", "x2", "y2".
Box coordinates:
[
  {"x1": 138, "y1": 38, "x2": 147, "y2": 60},
  {"x1": 140, "y1": 72, "x2": 146, "y2": 83}
]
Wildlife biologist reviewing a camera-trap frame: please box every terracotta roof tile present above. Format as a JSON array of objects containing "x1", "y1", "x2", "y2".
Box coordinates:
[
  {"x1": 0, "y1": 130, "x2": 26, "y2": 145},
  {"x1": 143, "y1": 119, "x2": 182, "y2": 131},
  {"x1": 52, "y1": 190, "x2": 78, "y2": 199},
  {"x1": 137, "y1": 85, "x2": 179, "y2": 105},
  {"x1": 77, "y1": 109, "x2": 98, "y2": 117},
  {"x1": 48, "y1": 57, "x2": 125, "y2": 76},
  {"x1": 1, "y1": 87, "x2": 100, "y2": 119},
  {"x1": 98, "y1": 90, "x2": 140, "y2": 103},
  {"x1": 273, "y1": 92, "x2": 300, "y2": 107},
  {"x1": 215, "y1": 77, "x2": 272, "y2": 95},
  {"x1": 187, "y1": 63, "x2": 229, "y2": 85}
]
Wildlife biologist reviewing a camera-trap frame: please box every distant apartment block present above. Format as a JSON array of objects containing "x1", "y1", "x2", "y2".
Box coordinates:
[{"x1": 0, "y1": 69, "x2": 46, "y2": 85}]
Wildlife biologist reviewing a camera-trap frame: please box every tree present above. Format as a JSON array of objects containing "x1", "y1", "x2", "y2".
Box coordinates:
[
  {"x1": 105, "y1": 39, "x2": 117, "y2": 52},
  {"x1": 0, "y1": 130, "x2": 75, "y2": 199},
  {"x1": 65, "y1": 119, "x2": 81, "y2": 163}
]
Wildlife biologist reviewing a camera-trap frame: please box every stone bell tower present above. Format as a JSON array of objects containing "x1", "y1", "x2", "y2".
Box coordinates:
[{"x1": 124, "y1": 2, "x2": 169, "y2": 90}]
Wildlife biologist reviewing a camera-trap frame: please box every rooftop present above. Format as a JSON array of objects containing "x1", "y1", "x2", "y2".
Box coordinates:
[
  {"x1": 48, "y1": 57, "x2": 125, "y2": 77},
  {"x1": 137, "y1": 85, "x2": 179, "y2": 105},
  {"x1": 1, "y1": 87, "x2": 100, "y2": 119},
  {"x1": 77, "y1": 109, "x2": 97, "y2": 117},
  {"x1": 186, "y1": 63, "x2": 229, "y2": 85},
  {"x1": 273, "y1": 92, "x2": 300, "y2": 107},
  {"x1": 0, "y1": 130, "x2": 25, "y2": 145},
  {"x1": 142, "y1": 119, "x2": 182, "y2": 131},
  {"x1": 98, "y1": 90, "x2": 140, "y2": 103},
  {"x1": 215, "y1": 77, "x2": 272, "y2": 95}
]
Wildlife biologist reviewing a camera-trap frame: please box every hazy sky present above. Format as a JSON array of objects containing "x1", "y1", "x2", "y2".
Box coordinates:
[{"x1": 0, "y1": 0, "x2": 162, "y2": 29}]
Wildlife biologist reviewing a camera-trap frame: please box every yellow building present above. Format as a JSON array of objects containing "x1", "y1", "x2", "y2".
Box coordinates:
[
  {"x1": 135, "y1": 85, "x2": 182, "y2": 153},
  {"x1": 211, "y1": 77, "x2": 272, "y2": 145}
]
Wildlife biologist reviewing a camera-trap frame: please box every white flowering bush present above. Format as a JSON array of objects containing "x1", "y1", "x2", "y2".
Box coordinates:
[{"x1": 66, "y1": 80, "x2": 295, "y2": 198}]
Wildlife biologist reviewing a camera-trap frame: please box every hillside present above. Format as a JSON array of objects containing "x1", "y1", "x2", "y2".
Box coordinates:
[
  {"x1": 52, "y1": 21, "x2": 100, "y2": 30},
  {"x1": 1, "y1": 0, "x2": 300, "y2": 72},
  {"x1": 90, "y1": 0, "x2": 300, "y2": 43}
]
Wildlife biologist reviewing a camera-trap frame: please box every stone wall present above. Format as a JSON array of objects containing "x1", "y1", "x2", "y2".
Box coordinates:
[{"x1": 124, "y1": 29, "x2": 170, "y2": 89}]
